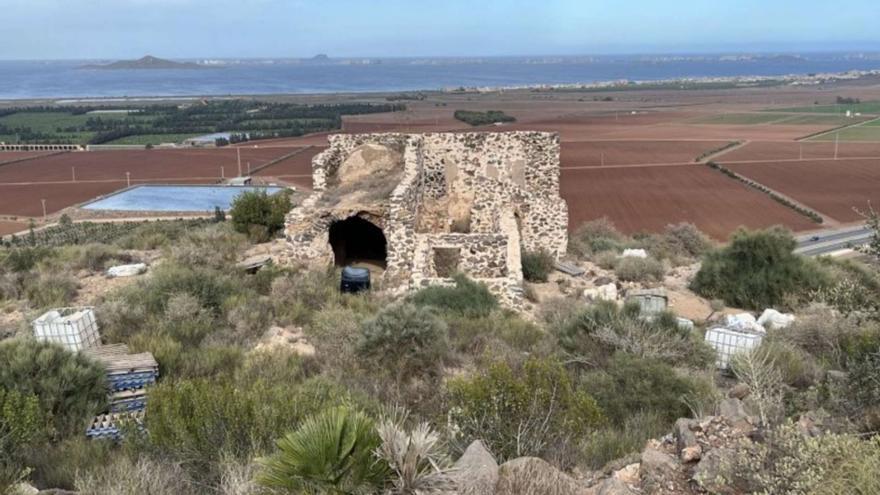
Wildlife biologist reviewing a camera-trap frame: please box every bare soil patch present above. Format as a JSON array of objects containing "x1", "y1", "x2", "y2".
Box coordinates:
[
  {"x1": 561, "y1": 140, "x2": 731, "y2": 167},
  {"x1": 560, "y1": 164, "x2": 816, "y2": 239}
]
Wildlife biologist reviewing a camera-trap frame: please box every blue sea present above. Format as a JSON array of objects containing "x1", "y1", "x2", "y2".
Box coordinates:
[{"x1": 3, "y1": 55, "x2": 880, "y2": 100}]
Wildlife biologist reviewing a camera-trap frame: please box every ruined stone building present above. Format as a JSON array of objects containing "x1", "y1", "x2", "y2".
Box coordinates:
[{"x1": 282, "y1": 131, "x2": 568, "y2": 305}]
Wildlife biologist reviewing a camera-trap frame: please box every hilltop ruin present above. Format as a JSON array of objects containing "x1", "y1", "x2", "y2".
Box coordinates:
[{"x1": 281, "y1": 131, "x2": 568, "y2": 305}]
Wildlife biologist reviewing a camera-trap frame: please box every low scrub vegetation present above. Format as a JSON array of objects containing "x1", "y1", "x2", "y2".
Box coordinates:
[
  {"x1": 3, "y1": 213, "x2": 880, "y2": 494},
  {"x1": 229, "y1": 189, "x2": 293, "y2": 242},
  {"x1": 521, "y1": 249, "x2": 556, "y2": 282}
]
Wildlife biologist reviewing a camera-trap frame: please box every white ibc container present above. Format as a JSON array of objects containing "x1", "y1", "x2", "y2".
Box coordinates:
[
  {"x1": 705, "y1": 326, "x2": 763, "y2": 370},
  {"x1": 32, "y1": 307, "x2": 101, "y2": 352}
]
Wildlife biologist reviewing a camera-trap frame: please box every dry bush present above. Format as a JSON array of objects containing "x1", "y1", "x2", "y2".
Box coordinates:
[
  {"x1": 167, "y1": 223, "x2": 246, "y2": 269},
  {"x1": 74, "y1": 456, "x2": 196, "y2": 495},
  {"x1": 614, "y1": 255, "x2": 665, "y2": 282},
  {"x1": 731, "y1": 347, "x2": 785, "y2": 426},
  {"x1": 375, "y1": 409, "x2": 455, "y2": 494}
]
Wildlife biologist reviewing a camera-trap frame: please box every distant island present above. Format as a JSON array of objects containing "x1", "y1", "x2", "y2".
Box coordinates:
[{"x1": 81, "y1": 55, "x2": 213, "y2": 70}]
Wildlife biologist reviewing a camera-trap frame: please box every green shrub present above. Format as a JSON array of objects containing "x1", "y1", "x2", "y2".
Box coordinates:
[
  {"x1": 568, "y1": 218, "x2": 628, "y2": 259},
  {"x1": 60, "y1": 243, "x2": 130, "y2": 272},
  {"x1": 521, "y1": 250, "x2": 555, "y2": 282},
  {"x1": 614, "y1": 255, "x2": 665, "y2": 282},
  {"x1": 129, "y1": 333, "x2": 243, "y2": 380},
  {"x1": 147, "y1": 375, "x2": 357, "y2": 478},
  {"x1": 582, "y1": 353, "x2": 713, "y2": 426},
  {"x1": 0, "y1": 388, "x2": 45, "y2": 493},
  {"x1": 0, "y1": 247, "x2": 54, "y2": 273},
  {"x1": 691, "y1": 228, "x2": 830, "y2": 310},
  {"x1": 0, "y1": 339, "x2": 106, "y2": 437},
  {"x1": 709, "y1": 422, "x2": 880, "y2": 495},
  {"x1": 410, "y1": 274, "x2": 497, "y2": 318},
  {"x1": 357, "y1": 302, "x2": 449, "y2": 383},
  {"x1": 554, "y1": 301, "x2": 713, "y2": 369},
  {"x1": 446, "y1": 357, "x2": 604, "y2": 466},
  {"x1": 23, "y1": 268, "x2": 78, "y2": 308},
  {"x1": 760, "y1": 339, "x2": 820, "y2": 389},
  {"x1": 230, "y1": 190, "x2": 292, "y2": 242},
  {"x1": 25, "y1": 436, "x2": 114, "y2": 491},
  {"x1": 580, "y1": 411, "x2": 669, "y2": 469},
  {"x1": 661, "y1": 222, "x2": 714, "y2": 258},
  {"x1": 167, "y1": 223, "x2": 246, "y2": 269},
  {"x1": 846, "y1": 348, "x2": 880, "y2": 428},
  {"x1": 271, "y1": 268, "x2": 339, "y2": 326},
  {"x1": 257, "y1": 406, "x2": 388, "y2": 494}
]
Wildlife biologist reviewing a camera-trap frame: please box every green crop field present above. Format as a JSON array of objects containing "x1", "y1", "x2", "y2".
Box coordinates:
[
  {"x1": 771, "y1": 101, "x2": 880, "y2": 115},
  {"x1": 807, "y1": 125, "x2": 880, "y2": 142},
  {"x1": 106, "y1": 133, "x2": 199, "y2": 145},
  {"x1": 774, "y1": 114, "x2": 868, "y2": 126},
  {"x1": 690, "y1": 113, "x2": 792, "y2": 125}
]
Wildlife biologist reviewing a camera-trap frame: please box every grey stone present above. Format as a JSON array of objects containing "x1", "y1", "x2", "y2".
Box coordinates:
[
  {"x1": 452, "y1": 440, "x2": 499, "y2": 495},
  {"x1": 639, "y1": 447, "x2": 678, "y2": 488},
  {"x1": 718, "y1": 398, "x2": 748, "y2": 422},
  {"x1": 728, "y1": 383, "x2": 750, "y2": 400},
  {"x1": 693, "y1": 447, "x2": 737, "y2": 494},
  {"x1": 673, "y1": 418, "x2": 698, "y2": 453},
  {"x1": 597, "y1": 478, "x2": 635, "y2": 495}
]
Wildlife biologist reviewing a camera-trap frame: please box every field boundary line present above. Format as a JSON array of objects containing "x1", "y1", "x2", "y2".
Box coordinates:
[
  {"x1": 247, "y1": 146, "x2": 314, "y2": 175},
  {"x1": 704, "y1": 161, "x2": 838, "y2": 226},
  {"x1": 0, "y1": 150, "x2": 69, "y2": 169},
  {"x1": 795, "y1": 117, "x2": 880, "y2": 142},
  {"x1": 695, "y1": 140, "x2": 747, "y2": 163}
]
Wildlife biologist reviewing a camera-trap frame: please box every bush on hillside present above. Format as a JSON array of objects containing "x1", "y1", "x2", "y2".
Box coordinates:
[
  {"x1": 521, "y1": 249, "x2": 556, "y2": 282},
  {"x1": 409, "y1": 274, "x2": 497, "y2": 318},
  {"x1": 691, "y1": 228, "x2": 829, "y2": 310},
  {"x1": 582, "y1": 353, "x2": 716, "y2": 427},
  {"x1": 257, "y1": 406, "x2": 388, "y2": 494},
  {"x1": 568, "y1": 218, "x2": 628, "y2": 259},
  {"x1": 554, "y1": 300, "x2": 713, "y2": 369},
  {"x1": 614, "y1": 255, "x2": 665, "y2": 282},
  {"x1": 446, "y1": 357, "x2": 603, "y2": 467},
  {"x1": 230, "y1": 190, "x2": 292, "y2": 242},
  {"x1": 23, "y1": 268, "x2": 78, "y2": 308},
  {"x1": 357, "y1": 302, "x2": 449, "y2": 384},
  {"x1": 0, "y1": 339, "x2": 106, "y2": 437},
  {"x1": 0, "y1": 388, "x2": 45, "y2": 493}
]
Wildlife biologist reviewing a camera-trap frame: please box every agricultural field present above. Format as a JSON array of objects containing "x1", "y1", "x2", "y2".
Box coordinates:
[
  {"x1": 773, "y1": 100, "x2": 880, "y2": 114},
  {"x1": 0, "y1": 101, "x2": 403, "y2": 145},
  {"x1": 725, "y1": 158, "x2": 880, "y2": 222},
  {"x1": 560, "y1": 164, "x2": 816, "y2": 239},
  {"x1": 808, "y1": 124, "x2": 880, "y2": 141},
  {"x1": 721, "y1": 140, "x2": 880, "y2": 161},
  {"x1": 560, "y1": 140, "x2": 733, "y2": 167},
  {"x1": 0, "y1": 151, "x2": 54, "y2": 164},
  {"x1": 0, "y1": 220, "x2": 27, "y2": 236},
  {"x1": 688, "y1": 113, "x2": 792, "y2": 125},
  {"x1": 0, "y1": 148, "x2": 294, "y2": 184},
  {"x1": 254, "y1": 146, "x2": 325, "y2": 184},
  {"x1": 105, "y1": 133, "x2": 200, "y2": 145}
]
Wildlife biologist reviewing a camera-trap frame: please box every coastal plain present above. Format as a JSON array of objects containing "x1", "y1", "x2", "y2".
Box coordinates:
[{"x1": 3, "y1": 78, "x2": 880, "y2": 238}]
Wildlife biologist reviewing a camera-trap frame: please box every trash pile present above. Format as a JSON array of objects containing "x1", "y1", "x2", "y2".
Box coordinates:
[
  {"x1": 705, "y1": 309, "x2": 795, "y2": 370},
  {"x1": 32, "y1": 307, "x2": 158, "y2": 440}
]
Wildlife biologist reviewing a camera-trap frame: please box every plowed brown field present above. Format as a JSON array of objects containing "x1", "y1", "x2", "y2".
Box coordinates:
[
  {"x1": 725, "y1": 159, "x2": 880, "y2": 222},
  {"x1": 597, "y1": 124, "x2": 832, "y2": 141},
  {"x1": 561, "y1": 140, "x2": 731, "y2": 167},
  {"x1": 0, "y1": 148, "x2": 292, "y2": 184},
  {"x1": 721, "y1": 141, "x2": 880, "y2": 162},
  {"x1": 561, "y1": 164, "x2": 817, "y2": 239},
  {"x1": 254, "y1": 146, "x2": 325, "y2": 177},
  {"x1": 0, "y1": 221, "x2": 27, "y2": 236},
  {"x1": 0, "y1": 151, "x2": 54, "y2": 164}
]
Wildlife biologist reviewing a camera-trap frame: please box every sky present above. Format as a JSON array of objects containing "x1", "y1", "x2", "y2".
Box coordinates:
[{"x1": 2, "y1": 0, "x2": 879, "y2": 60}]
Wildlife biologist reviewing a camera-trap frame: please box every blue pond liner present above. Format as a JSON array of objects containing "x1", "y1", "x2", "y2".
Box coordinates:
[{"x1": 83, "y1": 184, "x2": 285, "y2": 212}]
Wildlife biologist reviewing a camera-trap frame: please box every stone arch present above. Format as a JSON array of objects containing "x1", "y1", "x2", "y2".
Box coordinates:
[{"x1": 328, "y1": 215, "x2": 387, "y2": 268}]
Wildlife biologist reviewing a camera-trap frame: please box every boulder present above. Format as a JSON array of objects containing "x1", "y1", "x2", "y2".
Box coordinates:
[
  {"x1": 621, "y1": 249, "x2": 647, "y2": 259},
  {"x1": 673, "y1": 418, "x2": 699, "y2": 453},
  {"x1": 718, "y1": 398, "x2": 748, "y2": 423},
  {"x1": 106, "y1": 262, "x2": 147, "y2": 278},
  {"x1": 681, "y1": 445, "x2": 702, "y2": 463},
  {"x1": 728, "y1": 383, "x2": 751, "y2": 400},
  {"x1": 611, "y1": 463, "x2": 640, "y2": 485},
  {"x1": 584, "y1": 283, "x2": 618, "y2": 302},
  {"x1": 639, "y1": 446, "x2": 678, "y2": 488},
  {"x1": 597, "y1": 477, "x2": 636, "y2": 495},
  {"x1": 757, "y1": 309, "x2": 795, "y2": 329},
  {"x1": 495, "y1": 457, "x2": 588, "y2": 495},
  {"x1": 452, "y1": 440, "x2": 499, "y2": 495},
  {"x1": 693, "y1": 447, "x2": 737, "y2": 494},
  {"x1": 593, "y1": 276, "x2": 615, "y2": 286}
]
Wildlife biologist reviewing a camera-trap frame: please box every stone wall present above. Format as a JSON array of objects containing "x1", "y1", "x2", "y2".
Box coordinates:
[{"x1": 283, "y1": 131, "x2": 567, "y2": 309}]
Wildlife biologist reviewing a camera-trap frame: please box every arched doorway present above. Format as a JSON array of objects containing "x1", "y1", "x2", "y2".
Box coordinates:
[{"x1": 329, "y1": 216, "x2": 387, "y2": 268}]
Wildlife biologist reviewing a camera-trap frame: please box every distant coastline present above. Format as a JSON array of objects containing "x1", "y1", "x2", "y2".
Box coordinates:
[
  {"x1": 3, "y1": 52, "x2": 880, "y2": 100},
  {"x1": 80, "y1": 55, "x2": 215, "y2": 70}
]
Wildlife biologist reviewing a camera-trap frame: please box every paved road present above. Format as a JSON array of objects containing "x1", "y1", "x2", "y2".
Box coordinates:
[{"x1": 795, "y1": 226, "x2": 873, "y2": 256}]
